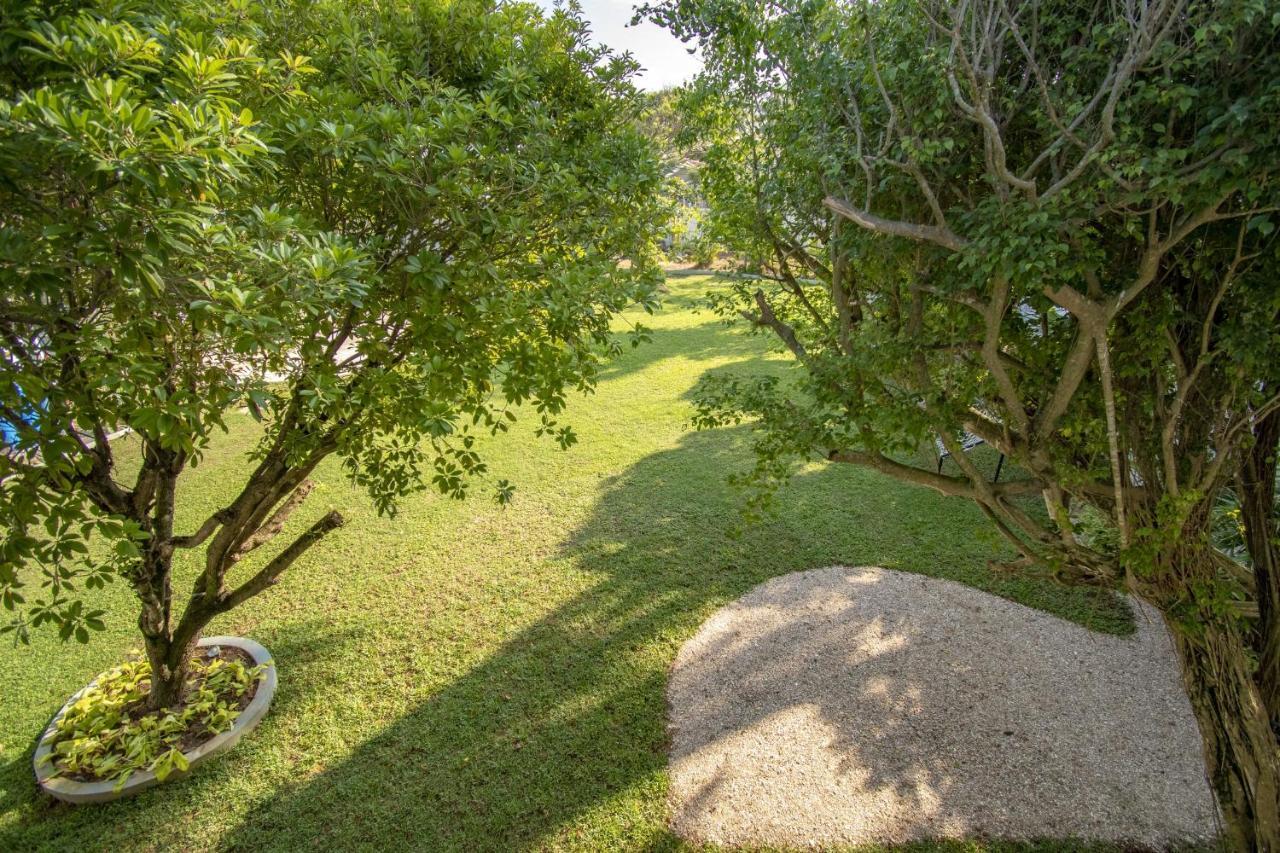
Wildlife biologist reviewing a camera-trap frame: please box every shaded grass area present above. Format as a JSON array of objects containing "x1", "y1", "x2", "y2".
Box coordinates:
[{"x1": 0, "y1": 274, "x2": 1132, "y2": 851}]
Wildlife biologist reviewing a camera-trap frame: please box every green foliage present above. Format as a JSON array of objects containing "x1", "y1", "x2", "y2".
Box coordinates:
[
  {"x1": 637, "y1": 86, "x2": 693, "y2": 162},
  {"x1": 1071, "y1": 504, "x2": 1120, "y2": 561},
  {"x1": 1213, "y1": 466, "x2": 1280, "y2": 566},
  {"x1": 39, "y1": 651, "x2": 265, "y2": 790},
  {"x1": 0, "y1": 0, "x2": 667, "y2": 644},
  {"x1": 646, "y1": 0, "x2": 1280, "y2": 585},
  {"x1": 687, "y1": 232, "x2": 722, "y2": 268}
]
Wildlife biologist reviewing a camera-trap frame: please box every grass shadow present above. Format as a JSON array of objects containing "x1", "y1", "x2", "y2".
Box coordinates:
[
  {"x1": 598, "y1": 320, "x2": 778, "y2": 385},
  {"x1": 1, "y1": 270, "x2": 1133, "y2": 851},
  {"x1": 204, "y1": 422, "x2": 1130, "y2": 851}
]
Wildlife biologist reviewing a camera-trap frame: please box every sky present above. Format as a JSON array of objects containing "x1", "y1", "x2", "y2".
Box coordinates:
[{"x1": 534, "y1": 0, "x2": 703, "y2": 91}]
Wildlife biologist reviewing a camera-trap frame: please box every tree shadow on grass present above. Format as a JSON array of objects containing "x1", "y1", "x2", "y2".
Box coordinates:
[
  {"x1": 0, "y1": 749, "x2": 36, "y2": 820},
  {"x1": 597, "y1": 319, "x2": 782, "y2": 385},
  {"x1": 653, "y1": 276, "x2": 721, "y2": 313},
  {"x1": 2, "y1": 286, "x2": 1129, "y2": 851},
  {"x1": 203, "y1": 425, "x2": 1130, "y2": 852}
]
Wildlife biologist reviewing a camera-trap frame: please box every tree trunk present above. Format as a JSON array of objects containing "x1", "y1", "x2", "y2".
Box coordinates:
[
  {"x1": 138, "y1": 541, "x2": 191, "y2": 711},
  {"x1": 143, "y1": 630, "x2": 194, "y2": 710},
  {"x1": 135, "y1": 446, "x2": 190, "y2": 711},
  {"x1": 139, "y1": 558, "x2": 217, "y2": 711},
  {"x1": 1240, "y1": 406, "x2": 1280, "y2": 729},
  {"x1": 1167, "y1": 597, "x2": 1280, "y2": 850}
]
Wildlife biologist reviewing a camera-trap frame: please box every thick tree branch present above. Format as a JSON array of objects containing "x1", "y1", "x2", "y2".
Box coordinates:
[
  {"x1": 1034, "y1": 326, "x2": 1097, "y2": 441},
  {"x1": 219, "y1": 510, "x2": 345, "y2": 612},
  {"x1": 231, "y1": 479, "x2": 317, "y2": 561},
  {"x1": 824, "y1": 196, "x2": 968, "y2": 252},
  {"x1": 826, "y1": 447, "x2": 1040, "y2": 499}
]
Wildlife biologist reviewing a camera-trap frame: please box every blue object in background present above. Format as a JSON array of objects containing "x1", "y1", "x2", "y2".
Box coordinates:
[{"x1": 0, "y1": 389, "x2": 42, "y2": 447}]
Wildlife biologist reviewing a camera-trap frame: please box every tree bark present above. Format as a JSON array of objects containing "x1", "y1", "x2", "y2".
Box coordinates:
[
  {"x1": 136, "y1": 446, "x2": 188, "y2": 711},
  {"x1": 1240, "y1": 406, "x2": 1280, "y2": 729},
  {"x1": 1167, "y1": 588, "x2": 1280, "y2": 850},
  {"x1": 143, "y1": 629, "x2": 194, "y2": 710}
]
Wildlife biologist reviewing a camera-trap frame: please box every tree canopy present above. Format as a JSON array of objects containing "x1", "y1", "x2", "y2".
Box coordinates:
[{"x1": 0, "y1": 0, "x2": 665, "y2": 705}]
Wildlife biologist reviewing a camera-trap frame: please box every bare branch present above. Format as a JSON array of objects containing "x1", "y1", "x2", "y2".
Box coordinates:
[
  {"x1": 824, "y1": 196, "x2": 968, "y2": 251},
  {"x1": 1112, "y1": 191, "x2": 1236, "y2": 315},
  {"x1": 219, "y1": 510, "x2": 345, "y2": 612},
  {"x1": 827, "y1": 447, "x2": 1041, "y2": 499},
  {"x1": 980, "y1": 277, "x2": 1030, "y2": 434},
  {"x1": 1094, "y1": 333, "x2": 1129, "y2": 547},
  {"x1": 172, "y1": 509, "x2": 231, "y2": 550},
  {"x1": 741, "y1": 289, "x2": 807, "y2": 359},
  {"x1": 1034, "y1": 327, "x2": 1097, "y2": 441},
  {"x1": 231, "y1": 479, "x2": 318, "y2": 561}
]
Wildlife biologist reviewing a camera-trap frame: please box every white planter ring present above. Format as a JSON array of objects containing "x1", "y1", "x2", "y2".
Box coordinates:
[{"x1": 33, "y1": 635, "x2": 277, "y2": 804}]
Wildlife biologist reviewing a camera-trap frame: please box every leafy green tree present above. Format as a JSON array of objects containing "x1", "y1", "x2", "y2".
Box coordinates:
[
  {"x1": 0, "y1": 0, "x2": 664, "y2": 711},
  {"x1": 638, "y1": 87, "x2": 689, "y2": 162},
  {"x1": 645, "y1": 0, "x2": 1280, "y2": 843}
]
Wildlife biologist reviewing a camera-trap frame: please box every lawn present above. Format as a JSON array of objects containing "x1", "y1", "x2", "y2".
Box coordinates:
[{"x1": 0, "y1": 272, "x2": 1132, "y2": 852}]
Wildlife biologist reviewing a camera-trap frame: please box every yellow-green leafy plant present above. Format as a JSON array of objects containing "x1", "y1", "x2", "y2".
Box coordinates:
[{"x1": 39, "y1": 653, "x2": 265, "y2": 791}]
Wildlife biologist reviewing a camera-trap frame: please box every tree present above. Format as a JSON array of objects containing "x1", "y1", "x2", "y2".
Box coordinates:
[
  {"x1": 0, "y1": 0, "x2": 664, "y2": 711},
  {"x1": 643, "y1": 0, "x2": 1280, "y2": 845}
]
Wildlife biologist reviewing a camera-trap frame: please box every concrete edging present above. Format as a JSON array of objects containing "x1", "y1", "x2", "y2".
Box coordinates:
[{"x1": 33, "y1": 635, "x2": 277, "y2": 804}]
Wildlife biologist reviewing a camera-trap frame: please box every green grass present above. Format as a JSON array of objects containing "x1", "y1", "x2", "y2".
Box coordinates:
[{"x1": 0, "y1": 273, "x2": 1133, "y2": 852}]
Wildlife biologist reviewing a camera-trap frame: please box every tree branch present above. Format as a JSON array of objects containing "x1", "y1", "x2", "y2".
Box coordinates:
[
  {"x1": 1034, "y1": 326, "x2": 1097, "y2": 441},
  {"x1": 231, "y1": 479, "x2": 317, "y2": 561},
  {"x1": 172, "y1": 509, "x2": 232, "y2": 550},
  {"x1": 741, "y1": 289, "x2": 806, "y2": 358},
  {"x1": 824, "y1": 196, "x2": 968, "y2": 252},
  {"x1": 219, "y1": 510, "x2": 344, "y2": 612},
  {"x1": 827, "y1": 447, "x2": 1041, "y2": 499}
]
